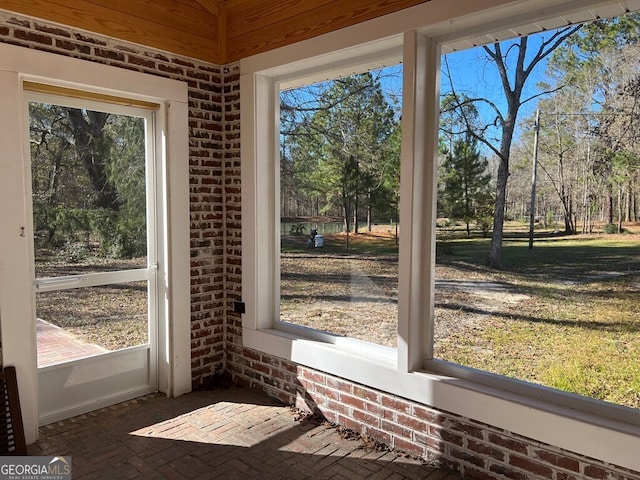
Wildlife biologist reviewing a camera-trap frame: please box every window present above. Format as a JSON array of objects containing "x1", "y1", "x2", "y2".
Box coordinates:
[
  {"x1": 240, "y1": 0, "x2": 640, "y2": 470},
  {"x1": 434, "y1": 17, "x2": 640, "y2": 412},
  {"x1": 278, "y1": 66, "x2": 402, "y2": 348}
]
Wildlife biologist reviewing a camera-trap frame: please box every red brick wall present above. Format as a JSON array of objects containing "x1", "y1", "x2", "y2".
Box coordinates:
[
  {"x1": 2, "y1": 8, "x2": 639, "y2": 480},
  {"x1": 227, "y1": 346, "x2": 640, "y2": 480},
  {"x1": 0, "y1": 9, "x2": 226, "y2": 387},
  {"x1": 223, "y1": 64, "x2": 243, "y2": 361}
]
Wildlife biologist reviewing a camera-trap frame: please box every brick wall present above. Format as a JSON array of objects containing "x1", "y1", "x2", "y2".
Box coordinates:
[
  {"x1": 223, "y1": 63, "x2": 243, "y2": 358},
  {"x1": 2, "y1": 8, "x2": 640, "y2": 480},
  {"x1": 227, "y1": 346, "x2": 640, "y2": 480},
  {"x1": 0, "y1": 9, "x2": 226, "y2": 387}
]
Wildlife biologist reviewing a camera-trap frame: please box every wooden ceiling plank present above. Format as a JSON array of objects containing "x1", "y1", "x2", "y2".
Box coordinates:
[
  {"x1": 226, "y1": 0, "x2": 336, "y2": 38},
  {"x1": 218, "y1": 0, "x2": 228, "y2": 64},
  {"x1": 193, "y1": 0, "x2": 220, "y2": 16},
  {"x1": 83, "y1": 0, "x2": 217, "y2": 39},
  {"x1": 0, "y1": 0, "x2": 219, "y2": 63},
  {"x1": 226, "y1": 0, "x2": 429, "y2": 62}
]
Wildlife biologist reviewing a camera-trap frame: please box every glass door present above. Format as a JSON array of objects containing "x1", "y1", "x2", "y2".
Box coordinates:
[{"x1": 26, "y1": 91, "x2": 158, "y2": 424}]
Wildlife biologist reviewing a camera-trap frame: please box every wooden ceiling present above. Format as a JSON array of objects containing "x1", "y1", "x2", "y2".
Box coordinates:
[{"x1": 0, "y1": 0, "x2": 430, "y2": 64}]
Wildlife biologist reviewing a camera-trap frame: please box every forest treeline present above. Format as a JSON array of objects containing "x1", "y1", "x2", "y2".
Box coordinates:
[
  {"x1": 30, "y1": 103, "x2": 147, "y2": 260},
  {"x1": 280, "y1": 13, "x2": 640, "y2": 259},
  {"x1": 27, "y1": 13, "x2": 640, "y2": 263}
]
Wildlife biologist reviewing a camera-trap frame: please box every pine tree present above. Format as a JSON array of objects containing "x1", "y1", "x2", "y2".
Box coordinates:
[
  {"x1": 441, "y1": 136, "x2": 493, "y2": 236},
  {"x1": 282, "y1": 72, "x2": 398, "y2": 250}
]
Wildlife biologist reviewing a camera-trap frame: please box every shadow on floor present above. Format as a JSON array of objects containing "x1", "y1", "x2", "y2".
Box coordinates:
[{"x1": 28, "y1": 386, "x2": 459, "y2": 479}]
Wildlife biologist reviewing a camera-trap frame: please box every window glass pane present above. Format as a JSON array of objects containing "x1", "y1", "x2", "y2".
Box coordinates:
[
  {"x1": 279, "y1": 65, "x2": 402, "y2": 347},
  {"x1": 435, "y1": 12, "x2": 640, "y2": 409},
  {"x1": 29, "y1": 102, "x2": 147, "y2": 277},
  {"x1": 36, "y1": 281, "x2": 148, "y2": 367}
]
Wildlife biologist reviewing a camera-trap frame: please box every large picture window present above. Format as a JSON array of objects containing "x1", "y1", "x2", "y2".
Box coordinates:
[
  {"x1": 240, "y1": 0, "x2": 640, "y2": 471},
  {"x1": 278, "y1": 66, "x2": 402, "y2": 348},
  {"x1": 434, "y1": 13, "x2": 640, "y2": 411}
]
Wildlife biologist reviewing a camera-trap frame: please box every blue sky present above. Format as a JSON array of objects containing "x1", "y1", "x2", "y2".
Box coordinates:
[
  {"x1": 281, "y1": 29, "x2": 564, "y2": 156},
  {"x1": 439, "y1": 31, "x2": 558, "y2": 150}
]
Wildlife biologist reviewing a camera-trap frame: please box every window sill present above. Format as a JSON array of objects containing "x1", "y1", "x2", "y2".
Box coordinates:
[{"x1": 243, "y1": 327, "x2": 397, "y2": 372}]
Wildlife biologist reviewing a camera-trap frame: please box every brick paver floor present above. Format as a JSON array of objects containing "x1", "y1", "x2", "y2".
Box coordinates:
[
  {"x1": 37, "y1": 319, "x2": 108, "y2": 367},
  {"x1": 28, "y1": 386, "x2": 462, "y2": 479}
]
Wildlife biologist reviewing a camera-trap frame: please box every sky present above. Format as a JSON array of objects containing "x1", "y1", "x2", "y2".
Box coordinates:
[
  {"x1": 281, "y1": 28, "x2": 569, "y2": 159},
  {"x1": 439, "y1": 31, "x2": 560, "y2": 151}
]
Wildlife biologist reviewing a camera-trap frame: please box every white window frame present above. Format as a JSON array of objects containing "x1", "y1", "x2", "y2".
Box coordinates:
[
  {"x1": 0, "y1": 42, "x2": 191, "y2": 444},
  {"x1": 241, "y1": 0, "x2": 640, "y2": 472}
]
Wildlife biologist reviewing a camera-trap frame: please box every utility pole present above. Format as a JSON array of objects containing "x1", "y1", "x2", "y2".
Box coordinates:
[{"x1": 529, "y1": 110, "x2": 540, "y2": 250}]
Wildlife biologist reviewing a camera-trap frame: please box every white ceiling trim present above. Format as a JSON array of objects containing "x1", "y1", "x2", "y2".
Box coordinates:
[{"x1": 437, "y1": 0, "x2": 640, "y2": 53}]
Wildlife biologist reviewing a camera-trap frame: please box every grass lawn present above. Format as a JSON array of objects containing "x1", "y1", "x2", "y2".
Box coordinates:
[
  {"x1": 37, "y1": 224, "x2": 640, "y2": 409},
  {"x1": 282, "y1": 224, "x2": 640, "y2": 409},
  {"x1": 437, "y1": 230, "x2": 640, "y2": 409}
]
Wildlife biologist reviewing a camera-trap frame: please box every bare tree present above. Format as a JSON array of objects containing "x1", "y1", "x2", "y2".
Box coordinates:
[{"x1": 445, "y1": 26, "x2": 580, "y2": 267}]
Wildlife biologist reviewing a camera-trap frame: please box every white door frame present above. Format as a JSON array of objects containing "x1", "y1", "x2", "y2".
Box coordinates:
[
  {"x1": 0, "y1": 42, "x2": 191, "y2": 444},
  {"x1": 26, "y1": 94, "x2": 160, "y2": 424}
]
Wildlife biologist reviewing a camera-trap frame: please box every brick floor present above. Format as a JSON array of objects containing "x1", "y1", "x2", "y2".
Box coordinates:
[
  {"x1": 37, "y1": 319, "x2": 108, "y2": 367},
  {"x1": 28, "y1": 386, "x2": 462, "y2": 479}
]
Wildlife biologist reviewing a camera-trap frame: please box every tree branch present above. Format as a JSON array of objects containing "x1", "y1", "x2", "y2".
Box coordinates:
[
  {"x1": 521, "y1": 84, "x2": 565, "y2": 106},
  {"x1": 524, "y1": 25, "x2": 582, "y2": 77}
]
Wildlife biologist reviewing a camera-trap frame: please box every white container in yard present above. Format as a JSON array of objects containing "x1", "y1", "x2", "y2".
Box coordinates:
[{"x1": 314, "y1": 234, "x2": 324, "y2": 248}]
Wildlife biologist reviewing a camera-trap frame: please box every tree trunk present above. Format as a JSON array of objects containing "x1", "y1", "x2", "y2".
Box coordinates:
[
  {"x1": 343, "y1": 199, "x2": 351, "y2": 252},
  {"x1": 581, "y1": 161, "x2": 589, "y2": 234},
  {"x1": 367, "y1": 189, "x2": 373, "y2": 232},
  {"x1": 625, "y1": 184, "x2": 631, "y2": 223},
  {"x1": 464, "y1": 179, "x2": 470, "y2": 236},
  {"x1": 560, "y1": 193, "x2": 574, "y2": 234},
  {"x1": 488, "y1": 158, "x2": 508, "y2": 268},
  {"x1": 66, "y1": 109, "x2": 119, "y2": 211},
  {"x1": 617, "y1": 186, "x2": 623, "y2": 233},
  {"x1": 607, "y1": 193, "x2": 614, "y2": 225},
  {"x1": 353, "y1": 202, "x2": 359, "y2": 234}
]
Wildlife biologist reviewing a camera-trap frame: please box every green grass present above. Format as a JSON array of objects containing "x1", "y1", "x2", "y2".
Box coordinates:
[
  {"x1": 441, "y1": 235, "x2": 640, "y2": 276},
  {"x1": 437, "y1": 232, "x2": 640, "y2": 408},
  {"x1": 281, "y1": 223, "x2": 640, "y2": 408}
]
